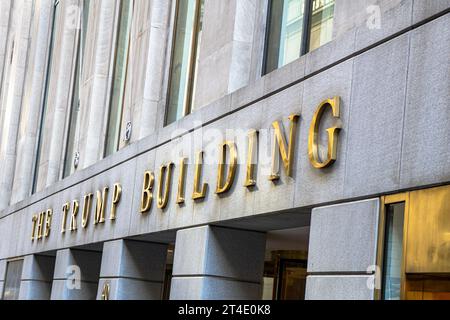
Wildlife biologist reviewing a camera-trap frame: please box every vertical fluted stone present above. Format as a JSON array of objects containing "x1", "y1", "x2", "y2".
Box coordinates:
[
  {"x1": 0, "y1": 0, "x2": 34, "y2": 210},
  {"x1": 11, "y1": 0, "x2": 53, "y2": 204}
]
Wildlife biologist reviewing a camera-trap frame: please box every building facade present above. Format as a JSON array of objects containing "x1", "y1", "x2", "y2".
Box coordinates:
[{"x1": 0, "y1": 0, "x2": 449, "y2": 300}]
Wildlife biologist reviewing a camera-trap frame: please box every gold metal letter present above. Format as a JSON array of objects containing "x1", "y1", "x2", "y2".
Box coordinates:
[
  {"x1": 45, "y1": 209, "x2": 53, "y2": 238},
  {"x1": 140, "y1": 171, "x2": 154, "y2": 214},
  {"x1": 157, "y1": 163, "x2": 174, "y2": 210},
  {"x1": 192, "y1": 151, "x2": 207, "y2": 200},
  {"x1": 82, "y1": 193, "x2": 93, "y2": 228},
  {"x1": 94, "y1": 187, "x2": 109, "y2": 225},
  {"x1": 110, "y1": 183, "x2": 122, "y2": 220},
  {"x1": 216, "y1": 141, "x2": 238, "y2": 194},
  {"x1": 37, "y1": 212, "x2": 45, "y2": 240},
  {"x1": 101, "y1": 282, "x2": 110, "y2": 300},
  {"x1": 270, "y1": 114, "x2": 300, "y2": 181},
  {"x1": 176, "y1": 158, "x2": 187, "y2": 205},
  {"x1": 244, "y1": 130, "x2": 258, "y2": 187},
  {"x1": 31, "y1": 215, "x2": 38, "y2": 241},
  {"x1": 61, "y1": 202, "x2": 70, "y2": 234},
  {"x1": 308, "y1": 97, "x2": 341, "y2": 169},
  {"x1": 70, "y1": 200, "x2": 79, "y2": 232}
]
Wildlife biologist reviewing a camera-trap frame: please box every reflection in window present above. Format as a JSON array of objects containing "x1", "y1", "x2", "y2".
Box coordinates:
[
  {"x1": 2, "y1": 260, "x2": 23, "y2": 300},
  {"x1": 265, "y1": 0, "x2": 307, "y2": 74},
  {"x1": 166, "y1": 0, "x2": 204, "y2": 125},
  {"x1": 32, "y1": 0, "x2": 60, "y2": 194},
  {"x1": 264, "y1": 0, "x2": 335, "y2": 74},
  {"x1": 382, "y1": 202, "x2": 405, "y2": 300},
  {"x1": 105, "y1": 0, "x2": 133, "y2": 157},
  {"x1": 309, "y1": 0, "x2": 335, "y2": 51},
  {"x1": 63, "y1": 0, "x2": 90, "y2": 178}
]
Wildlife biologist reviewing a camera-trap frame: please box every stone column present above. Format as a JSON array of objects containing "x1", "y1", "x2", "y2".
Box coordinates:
[
  {"x1": 137, "y1": 0, "x2": 171, "y2": 140},
  {"x1": 0, "y1": 260, "x2": 6, "y2": 297},
  {"x1": 50, "y1": 249, "x2": 102, "y2": 300},
  {"x1": 18, "y1": 255, "x2": 55, "y2": 300},
  {"x1": 96, "y1": 240, "x2": 168, "y2": 300},
  {"x1": 170, "y1": 226, "x2": 266, "y2": 300},
  {"x1": 0, "y1": 0, "x2": 12, "y2": 91},
  {"x1": 11, "y1": 0, "x2": 53, "y2": 204},
  {"x1": 192, "y1": 0, "x2": 257, "y2": 109},
  {"x1": 45, "y1": 0, "x2": 81, "y2": 186},
  {"x1": 81, "y1": 0, "x2": 117, "y2": 168},
  {"x1": 0, "y1": 0, "x2": 34, "y2": 210},
  {"x1": 305, "y1": 199, "x2": 380, "y2": 300}
]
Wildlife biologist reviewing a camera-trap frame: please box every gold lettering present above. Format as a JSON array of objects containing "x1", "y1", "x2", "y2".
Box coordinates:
[
  {"x1": 82, "y1": 193, "x2": 93, "y2": 228},
  {"x1": 37, "y1": 212, "x2": 45, "y2": 240},
  {"x1": 31, "y1": 215, "x2": 38, "y2": 241},
  {"x1": 61, "y1": 202, "x2": 70, "y2": 234},
  {"x1": 140, "y1": 171, "x2": 154, "y2": 214},
  {"x1": 70, "y1": 200, "x2": 79, "y2": 232},
  {"x1": 244, "y1": 130, "x2": 258, "y2": 188},
  {"x1": 101, "y1": 282, "x2": 110, "y2": 300},
  {"x1": 45, "y1": 209, "x2": 53, "y2": 238},
  {"x1": 157, "y1": 163, "x2": 174, "y2": 210},
  {"x1": 270, "y1": 114, "x2": 300, "y2": 181},
  {"x1": 176, "y1": 158, "x2": 187, "y2": 205},
  {"x1": 192, "y1": 151, "x2": 207, "y2": 200},
  {"x1": 94, "y1": 187, "x2": 109, "y2": 225},
  {"x1": 216, "y1": 141, "x2": 238, "y2": 194},
  {"x1": 308, "y1": 97, "x2": 341, "y2": 169},
  {"x1": 110, "y1": 183, "x2": 122, "y2": 220}
]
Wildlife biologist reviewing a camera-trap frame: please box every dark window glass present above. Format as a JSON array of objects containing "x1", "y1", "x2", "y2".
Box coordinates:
[{"x1": 382, "y1": 202, "x2": 405, "y2": 300}]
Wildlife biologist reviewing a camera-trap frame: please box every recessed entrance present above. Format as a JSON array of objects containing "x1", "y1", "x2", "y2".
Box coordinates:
[{"x1": 262, "y1": 227, "x2": 310, "y2": 300}]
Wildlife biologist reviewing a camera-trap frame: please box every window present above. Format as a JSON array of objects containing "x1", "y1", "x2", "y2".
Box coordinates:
[
  {"x1": 264, "y1": 0, "x2": 335, "y2": 74},
  {"x1": 309, "y1": 0, "x2": 335, "y2": 51},
  {"x1": 32, "y1": 0, "x2": 61, "y2": 194},
  {"x1": 104, "y1": 0, "x2": 134, "y2": 157},
  {"x1": 165, "y1": 0, "x2": 204, "y2": 125},
  {"x1": 2, "y1": 260, "x2": 23, "y2": 300},
  {"x1": 62, "y1": 0, "x2": 90, "y2": 178},
  {"x1": 381, "y1": 202, "x2": 405, "y2": 300}
]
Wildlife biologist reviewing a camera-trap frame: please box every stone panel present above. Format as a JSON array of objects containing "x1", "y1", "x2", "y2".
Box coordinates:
[
  {"x1": 96, "y1": 278, "x2": 163, "y2": 300},
  {"x1": 100, "y1": 240, "x2": 167, "y2": 282},
  {"x1": 294, "y1": 60, "x2": 353, "y2": 207},
  {"x1": 412, "y1": 0, "x2": 450, "y2": 23},
  {"x1": 170, "y1": 277, "x2": 261, "y2": 300},
  {"x1": 344, "y1": 35, "x2": 410, "y2": 198},
  {"x1": 172, "y1": 226, "x2": 266, "y2": 283},
  {"x1": 18, "y1": 280, "x2": 52, "y2": 300},
  {"x1": 400, "y1": 15, "x2": 450, "y2": 188},
  {"x1": 305, "y1": 275, "x2": 375, "y2": 300},
  {"x1": 307, "y1": 199, "x2": 380, "y2": 273}
]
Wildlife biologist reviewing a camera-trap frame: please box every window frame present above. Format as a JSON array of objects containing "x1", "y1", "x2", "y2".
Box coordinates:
[
  {"x1": 164, "y1": 0, "x2": 204, "y2": 126},
  {"x1": 263, "y1": 0, "x2": 339, "y2": 76},
  {"x1": 376, "y1": 193, "x2": 410, "y2": 301},
  {"x1": 103, "y1": 0, "x2": 134, "y2": 158}
]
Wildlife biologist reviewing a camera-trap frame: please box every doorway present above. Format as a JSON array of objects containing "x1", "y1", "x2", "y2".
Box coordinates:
[{"x1": 262, "y1": 227, "x2": 310, "y2": 300}]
